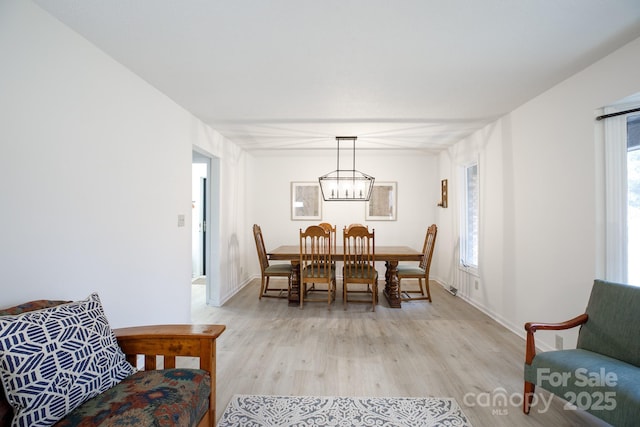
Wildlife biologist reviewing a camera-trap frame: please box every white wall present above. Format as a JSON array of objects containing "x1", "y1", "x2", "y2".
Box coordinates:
[
  {"x1": 435, "y1": 36, "x2": 640, "y2": 350},
  {"x1": 0, "y1": 1, "x2": 248, "y2": 326},
  {"x1": 245, "y1": 150, "x2": 439, "y2": 278}
]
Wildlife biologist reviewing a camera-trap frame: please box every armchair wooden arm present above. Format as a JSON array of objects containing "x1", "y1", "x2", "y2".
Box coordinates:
[
  {"x1": 114, "y1": 324, "x2": 225, "y2": 427},
  {"x1": 524, "y1": 314, "x2": 588, "y2": 364}
]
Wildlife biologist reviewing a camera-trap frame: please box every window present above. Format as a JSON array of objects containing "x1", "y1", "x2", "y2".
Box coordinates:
[{"x1": 460, "y1": 163, "x2": 479, "y2": 271}]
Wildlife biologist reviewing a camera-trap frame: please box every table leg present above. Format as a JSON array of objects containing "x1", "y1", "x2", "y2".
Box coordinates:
[
  {"x1": 383, "y1": 259, "x2": 402, "y2": 308},
  {"x1": 288, "y1": 260, "x2": 300, "y2": 306}
]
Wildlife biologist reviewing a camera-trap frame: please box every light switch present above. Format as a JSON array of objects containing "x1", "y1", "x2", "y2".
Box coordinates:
[{"x1": 177, "y1": 214, "x2": 185, "y2": 227}]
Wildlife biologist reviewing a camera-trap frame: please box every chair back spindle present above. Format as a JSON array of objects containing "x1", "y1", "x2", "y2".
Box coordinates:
[
  {"x1": 253, "y1": 224, "x2": 270, "y2": 271},
  {"x1": 420, "y1": 224, "x2": 437, "y2": 273},
  {"x1": 318, "y1": 222, "x2": 337, "y2": 267}
]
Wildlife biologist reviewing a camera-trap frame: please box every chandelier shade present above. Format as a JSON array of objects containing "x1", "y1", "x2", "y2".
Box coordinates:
[{"x1": 318, "y1": 136, "x2": 375, "y2": 201}]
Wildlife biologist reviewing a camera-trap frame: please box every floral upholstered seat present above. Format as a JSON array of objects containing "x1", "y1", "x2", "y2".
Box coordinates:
[{"x1": 56, "y1": 369, "x2": 210, "y2": 426}]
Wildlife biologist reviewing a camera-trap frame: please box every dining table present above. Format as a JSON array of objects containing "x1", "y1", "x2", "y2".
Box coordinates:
[{"x1": 267, "y1": 245, "x2": 423, "y2": 308}]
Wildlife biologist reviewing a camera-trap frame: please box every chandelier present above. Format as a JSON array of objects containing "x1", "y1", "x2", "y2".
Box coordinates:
[{"x1": 318, "y1": 136, "x2": 375, "y2": 201}]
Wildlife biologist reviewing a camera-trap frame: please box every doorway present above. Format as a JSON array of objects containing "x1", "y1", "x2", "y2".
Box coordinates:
[
  {"x1": 191, "y1": 155, "x2": 209, "y2": 309},
  {"x1": 192, "y1": 150, "x2": 221, "y2": 306},
  {"x1": 192, "y1": 163, "x2": 207, "y2": 280}
]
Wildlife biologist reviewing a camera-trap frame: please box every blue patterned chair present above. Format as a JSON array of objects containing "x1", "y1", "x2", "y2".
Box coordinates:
[{"x1": 0, "y1": 298, "x2": 225, "y2": 427}]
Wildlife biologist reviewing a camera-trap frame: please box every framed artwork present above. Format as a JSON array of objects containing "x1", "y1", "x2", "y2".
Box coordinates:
[
  {"x1": 291, "y1": 182, "x2": 322, "y2": 220},
  {"x1": 365, "y1": 182, "x2": 397, "y2": 221}
]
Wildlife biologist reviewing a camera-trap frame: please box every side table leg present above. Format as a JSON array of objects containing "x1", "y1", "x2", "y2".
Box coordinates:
[{"x1": 383, "y1": 259, "x2": 402, "y2": 308}]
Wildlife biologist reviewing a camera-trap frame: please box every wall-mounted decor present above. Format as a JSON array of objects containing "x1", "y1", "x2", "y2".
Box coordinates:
[
  {"x1": 438, "y1": 179, "x2": 448, "y2": 208},
  {"x1": 365, "y1": 182, "x2": 397, "y2": 221},
  {"x1": 291, "y1": 182, "x2": 322, "y2": 220}
]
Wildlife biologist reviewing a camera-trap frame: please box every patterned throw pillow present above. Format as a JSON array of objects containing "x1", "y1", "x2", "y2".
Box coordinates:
[
  {"x1": 0, "y1": 293, "x2": 135, "y2": 427},
  {"x1": 0, "y1": 299, "x2": 70, "y2": 425}
]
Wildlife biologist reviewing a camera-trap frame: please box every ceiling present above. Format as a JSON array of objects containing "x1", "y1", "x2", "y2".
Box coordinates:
[{"x1": 34, "y1": 0, "x2": 640, "y2": 152}]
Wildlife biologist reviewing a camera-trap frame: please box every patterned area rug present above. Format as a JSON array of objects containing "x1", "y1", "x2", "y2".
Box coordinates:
[{"x1": 218, "y1": 394, "x2": 472, "y2": 426}]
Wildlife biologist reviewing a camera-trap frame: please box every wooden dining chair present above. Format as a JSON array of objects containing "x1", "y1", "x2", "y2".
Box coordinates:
[
  {"x1": 397, "y1": 224, "x2": 437, "y2": 302},
  {"x1": 299, "y1": 225, "x2": 336, "y2": 309},
  {"x1": 253, "y1": 224, "x2": 293, "y2": 299},
  {"x1": 342, "y1": 225, "x2": 378, "y2": 312}
]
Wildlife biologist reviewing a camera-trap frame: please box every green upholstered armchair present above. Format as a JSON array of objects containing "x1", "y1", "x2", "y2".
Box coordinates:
[{"x1": 523, "y1": 280, "x2": 640, "y2": 426}]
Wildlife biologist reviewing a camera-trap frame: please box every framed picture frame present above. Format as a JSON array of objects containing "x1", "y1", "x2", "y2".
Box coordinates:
[
  {"x1": 365, "y1": 182, "x2": 397, "y2": 221},
  {"x1": 291, "y1": 182, "x2": 322, "y2": 220}
]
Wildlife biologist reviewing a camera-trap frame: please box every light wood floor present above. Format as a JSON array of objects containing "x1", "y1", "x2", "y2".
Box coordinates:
[{"x1": 191, "y1": 279, "x2": 609, "y2": 427}]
